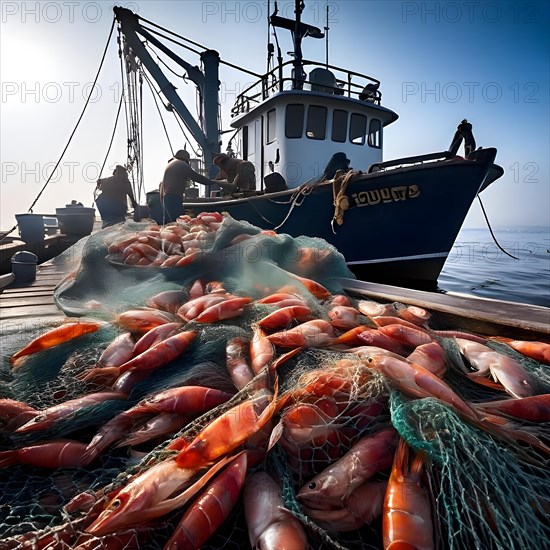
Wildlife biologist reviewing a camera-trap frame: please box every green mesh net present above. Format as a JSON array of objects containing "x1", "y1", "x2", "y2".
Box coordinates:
[{"x1": 0, "y1": 215, "x2": 548, "y2": 549}]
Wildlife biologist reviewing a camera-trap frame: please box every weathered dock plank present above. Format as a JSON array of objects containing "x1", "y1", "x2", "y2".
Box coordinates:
[{"x1": 341, "y1": 278, "x2": 550, "y2": 340}]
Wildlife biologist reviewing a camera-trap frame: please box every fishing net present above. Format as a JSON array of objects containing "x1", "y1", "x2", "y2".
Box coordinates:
[
  {"x1": 390, "y1": 393, "x2": 550, "y2": 550},
  {"x1": 1, "y1": 214, "x2": 549, "y2": 549}
]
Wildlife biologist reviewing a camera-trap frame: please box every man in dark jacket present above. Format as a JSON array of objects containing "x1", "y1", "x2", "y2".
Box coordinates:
[{"x1": 96, "y1": 165, "x2": 137, "y2": 228}]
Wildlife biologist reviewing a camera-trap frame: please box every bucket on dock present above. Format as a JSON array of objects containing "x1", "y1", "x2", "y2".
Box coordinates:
[
  {"x1": 55, "y1": 207, "x2": 95, "y2": 236},
  {"x1": 15, "y1": 214, "x2": 44, "y2": 243},
  {"x1": 11, "y1": 251, "x2": 38, "y2": 283}
]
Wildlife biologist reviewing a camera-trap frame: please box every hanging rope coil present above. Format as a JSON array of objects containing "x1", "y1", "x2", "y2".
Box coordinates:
[{"x1": 331, "y1": 170, "x2": 358, "y2": 232}]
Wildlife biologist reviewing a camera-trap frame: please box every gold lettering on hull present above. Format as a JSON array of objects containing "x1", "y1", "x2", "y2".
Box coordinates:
[{"x1": 351, "y1": 185, "x2": 421, "y2": 207}]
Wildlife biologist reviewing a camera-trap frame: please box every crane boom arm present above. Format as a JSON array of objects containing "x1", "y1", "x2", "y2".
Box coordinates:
[{"x1": 113, "y1": 7, "x2": 218, "y2": 160}]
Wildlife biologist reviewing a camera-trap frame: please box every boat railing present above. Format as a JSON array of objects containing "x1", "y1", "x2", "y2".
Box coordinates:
[{"x1": 231, "y1": 60, "x2": 381, "y2": 117}]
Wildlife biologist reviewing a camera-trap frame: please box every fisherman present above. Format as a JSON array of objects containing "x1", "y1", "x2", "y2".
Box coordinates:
[
  {"x1": 212, "y1": 153, "x2": 256, "y2": 191},
  {"x1": 95, "y1": 165, "x2": 137, "y2": 228},
  {"x1": 160, "y1": 149, "x2": 225, "y2": 222}
]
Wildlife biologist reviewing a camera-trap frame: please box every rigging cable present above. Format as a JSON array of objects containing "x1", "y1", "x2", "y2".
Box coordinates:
[
  {"x1": 0, "y1": 16, "x2": 116, "y2": 243},
  {"x1": 141, "y1": 71, "x2": 175, "y2": 157},
  {"x1": 477, "y1": 194, "x2": 519, "y2": 260},
  {"x1": 139, "y1": 22, "x2": 262, "y2": 78},
  {"x1": 94, "y1": 91, "x2": 125, "y2": 205}
]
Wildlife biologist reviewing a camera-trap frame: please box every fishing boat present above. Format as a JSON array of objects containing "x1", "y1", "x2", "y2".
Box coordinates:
[{"x1": 111, "y1": 2, "x2": 503, "y2": 288}]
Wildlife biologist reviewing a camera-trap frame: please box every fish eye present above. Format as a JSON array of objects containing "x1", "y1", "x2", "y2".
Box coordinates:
[
  {"x1": 33, "y1": 415, "x2": 45, "y2": 423},
  {"x1": 367, "y1": 357, "x2": 373, "y2": 363},
  {"x1": 308, "y1": 482, "x2": 316, "y2": 489},
  {"x1": 110, "y1": 499, "x2": 121, "y2": 509}
]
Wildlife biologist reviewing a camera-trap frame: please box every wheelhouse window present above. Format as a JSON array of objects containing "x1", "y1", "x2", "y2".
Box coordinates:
[
  {"x1": 285, "y1": 104, "x2": 304, "y2": 138},
  {"x1": 266, "y1": 108, "x2": 276, "y2": 143},
  {"x1": 368, "y1": 118, "x2": 382, "y2": 148},
  {"x1": 331, "y1": 109, "x2": 347, "y2": 143},
  {"x1": 306, "y1": 105, "x2": 327, "y2": 140},
  {"x1": 349, "y1": 113, "x2": 367, "y2": 145}
]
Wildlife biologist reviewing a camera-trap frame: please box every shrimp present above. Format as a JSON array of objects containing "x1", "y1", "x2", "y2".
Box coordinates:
[
  {"x1": 363, "y1": 352, "x2": 479, "y2": 423},
  {"x1": 176, "y1": 294, "x2": 229, "y2": 321},
  {"x1": 14, "y1": 391, "x2": 127, "y2": 434},
  {"x1": 491, "y1": 337, "x2": 550, "y2": 365},
  {"x1": 303, "y1": 480, "x2": 387, "y2": 532},
  {"x1": 226, "y1": 337, "x2": 255, "y2": 390},
  {"x1": 132, "y1": 322, "x2": 181, "y2": 355},
  {"x1": 258, "y1": 305, "x2": 312, "y2": 331},
  {"x1": 475, "y1": 394, "x2": 550, "y2": 422},
  {"x1": 194, "y1": 296, "x2": 253, "y2": 323},
  {"x1": 10, "y1": 321, "x2": 103, "y2": 365},
  {"x1": 0, "y1": 398, "x2": 38, "y2": 430},
  {"x1": 329, "y1": 294, "x2": 352, "y2": 307},
  {"x1": 83, "y1": 386, "x2": 231, "y2": 459},
  {"x1": 250, "y1": 326, "x2": 274, "y2": 374},
  {"x1": 287, "y1": 273, "x2": 331, "y2": 299},
  {"x1": 355, "y1": 327, "x2": 409, "y2": 354},
  {"x1": 455, "y1": 338, "x2": 534, "y2": 398},
  {"x1": 378, "y1": 324, "x2": 433, "y2": 348},
  {"x1": 257, "y1": 293, "x2": 307, "y2": 308},
  {"x1": 397, "y1": 304, "x2": 431, "y2": 326},
  {"x1": 85, "y1": 454, "x2": 235, "y2": 536},
  {"x1": 267, "y1": 320, "x2": 335, "y2": 348},
  {"x1": 176, "y1": 377, "x2": 278, "y2": 469},
  {"x1": 164, "y1": 452, "x2": 248, "y2": 549},
  {"x1": 383, "y1": 438, "x2": 434, "y2": 550},
  {"x1": 115, "y1": 309, "x2": 176, "y2": 333},
  {"x1": 357, "y1": 300, "x2": 398, "y2": 318},
  {"x1": 297, "y1": 428, "x2": 397, "y2": 509},
  {"x1": 80, "y1": 331, "x2": 197, "y2": 386},
  {"x1": 407, "y1": 341, "x2": 447, "y2": 378},
  {"x1": 115, "y1": 413, "x2": 188, "y2": 448},
  {"x1": 328, "y1": 305, "x2": 362, "y2": 329},
  {"x1": 98, "y1": 332, "x2": 136, "y2": 368},
  {"x1": 0, "y1": 439, "x2": 90, "y2": 469},
  {"x1": 279, "y1": 402, "x2": 343, "y2": 450},
  {"x1": 244, "y1": 471, "x2": 307, "y2": 550},
  {"x1": 145, "y1": 290, "x2": 189, "y2": 314}
]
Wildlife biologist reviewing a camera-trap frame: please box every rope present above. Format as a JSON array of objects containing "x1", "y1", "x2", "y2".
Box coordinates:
[
  {"x1": 94, "y1": 92, "x2": 124, "y2": 206},
  {"x1": 0, "y1": 16, "x2": 116, "y2": 243},
  {"x1": 141, "y1": 72, "x2": 175, "y2": 156},
  {"x1": 331, "y1": 170, "x2": 356, "y2": 233},
  {"x1": 273, "y1": 185, "x2": 315, "y2": 230},
  {"x1": 139, "y1": 21, "x2": 263, "y2": 78},
  {"x1": 477, "y1": 194, "x2": 519, "y2": 260}
]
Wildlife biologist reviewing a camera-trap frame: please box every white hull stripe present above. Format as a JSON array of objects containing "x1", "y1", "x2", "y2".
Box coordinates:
[{"x1": 347, "y1": 252, "x2": 448, "y2": 266}]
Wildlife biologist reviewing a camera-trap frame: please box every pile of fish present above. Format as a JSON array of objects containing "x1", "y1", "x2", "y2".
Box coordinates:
[
  {"x1": 0, "y1": 213, "x2": 549, "y2": 550},
  {"x1": 104, "y1": 212, "x2": 277, "y2": 268}
]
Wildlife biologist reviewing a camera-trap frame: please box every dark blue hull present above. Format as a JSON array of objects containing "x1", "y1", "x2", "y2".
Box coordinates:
[{"x1": 186, "y1": 149, "x2": 501, "y2": 286}]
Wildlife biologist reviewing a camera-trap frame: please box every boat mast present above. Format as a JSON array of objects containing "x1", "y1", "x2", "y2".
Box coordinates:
[
  {"x1": 324, "y1": 3, "x2": 329, "y2": 68},
  {"x1": 113, "y1": 7, "x2": 220, "y2": 175},
  {"x1": 293, "y1": 0, "x2": 305, "y2": 89}
]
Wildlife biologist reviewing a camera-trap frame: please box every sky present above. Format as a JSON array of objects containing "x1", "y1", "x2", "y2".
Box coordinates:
[{"x1": 1, "y1": 0, "x2": 549, "y2": 231}]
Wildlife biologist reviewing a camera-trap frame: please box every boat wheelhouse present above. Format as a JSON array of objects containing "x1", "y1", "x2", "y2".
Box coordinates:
[{"x1": 229, "y1": 60, "x2": 398, "y2": 188}]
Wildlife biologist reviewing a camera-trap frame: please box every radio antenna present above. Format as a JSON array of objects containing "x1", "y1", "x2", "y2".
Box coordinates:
[{"x1": 324, "y1": 3, "x2": 329, "y2": 68}]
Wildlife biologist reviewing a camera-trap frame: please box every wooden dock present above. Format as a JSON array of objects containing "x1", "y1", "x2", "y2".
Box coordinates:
[
  {"x1": 341, "y1": 278, "x2": 549, "y2": 341},
  {"x1": 0, "y1": 233, "x2": 80, "y2": 276}
]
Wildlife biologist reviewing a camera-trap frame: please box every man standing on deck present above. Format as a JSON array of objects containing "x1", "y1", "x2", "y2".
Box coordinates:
[
  {"x1": 160, "y1": 150, "x2": 233, "y2": 223},
  {"x1": 95, "y1": 165, "x2": 137, "y2": 228}
]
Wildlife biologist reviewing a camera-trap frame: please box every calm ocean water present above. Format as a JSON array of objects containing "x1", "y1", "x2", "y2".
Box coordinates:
[{"x1": 438, "y1": 226, "x2": 550, "y2": 308}]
